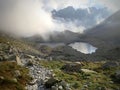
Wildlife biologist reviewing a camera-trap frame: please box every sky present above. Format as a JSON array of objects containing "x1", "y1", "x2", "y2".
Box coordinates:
[
  {"x1": 42, "y1": 0, "x2": 120, "y2": 11},
  {"x1": 0, "y1": 0, "x2": 120, "y2": 39}
]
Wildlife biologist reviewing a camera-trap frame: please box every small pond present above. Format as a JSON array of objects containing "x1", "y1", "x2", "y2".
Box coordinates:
[{"x1": 69, "y1": 42, "x2": 97, "y2": 54}]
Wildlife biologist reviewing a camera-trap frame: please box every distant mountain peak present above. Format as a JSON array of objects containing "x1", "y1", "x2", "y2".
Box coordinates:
[{"x1": 52, "y1": 6, "x2": 111, "y2": 29}]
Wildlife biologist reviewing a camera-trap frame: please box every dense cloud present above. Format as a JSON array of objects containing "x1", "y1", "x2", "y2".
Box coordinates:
[
  {"x1": 0, "y1": 0, "x2": 56, "y2": 39},
  {"x1": 98, "y1": 0, "x2": 120, "y2": 11},
  {"x1": 52, "y1": 6, "x2": 110, "y2": 29},
  {"x1": 0, "y1": 0, "x2": 119, "y2": 39},
  {"x1": 42, "y1": 0, "x2": 120, "y2": 11}
]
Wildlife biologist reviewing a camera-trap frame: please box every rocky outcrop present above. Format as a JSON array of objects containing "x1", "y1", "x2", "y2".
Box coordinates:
[
  {"x1": 115, "y1": 71, "x2": 120, "y2": 80},
  {"x1": 81, "y1": 69, "x2": 97, "y2": 74},
  {"x1": 61, "y1": 63, "x2": 82, "y2": 73},
  {"x1": 102, "y1": 61, "x2": 119, "y2": 69},
  {"x1": 45, "y1": 78, "x2": 71, "y2": 90},
  {"x1": 45, "y1": 77, "x2": 59, "y2": 88},
  {"x1": 23, "y1": 58, "x2": 52, "y2": 90},
  {"x1": 111, "y1": 70, "x2": 120, "y2": 83},
  {"x1": 16, "y1": 56, "x2": 23, "y2": 66}
]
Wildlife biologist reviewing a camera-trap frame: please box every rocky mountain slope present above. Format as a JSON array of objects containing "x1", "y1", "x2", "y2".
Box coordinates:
[
  {"x1": 24, "y1": 30, "x2": 81, "y2": 43},
  {"x1": 0, "y1": 32, "x2": 53, "y2": 90},
  {"x1": 0, "y1": 31, "x2": 74, "y2": 90},
  {"x1": 85, "y1": 10, "x2": 120, "y2": 46},
  {"x1": 0, "y1": 13, "x2": 120, "y2": 89}
]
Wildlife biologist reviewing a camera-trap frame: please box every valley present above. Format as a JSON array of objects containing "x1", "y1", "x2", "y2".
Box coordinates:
[{"x1": 0, "y1": 1, "x2": 120, "y2": 90}]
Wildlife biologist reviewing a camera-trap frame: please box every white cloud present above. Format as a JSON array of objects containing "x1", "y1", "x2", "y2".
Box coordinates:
[
  {"x1": 42, "y1": 0, "x2": 90, "y2": 10},
  {"x1": 0, "y1": 0, "x2": 55, "y2": 39},
  {"x1": 0, "y1": 0, "x2": 119, "y2": 39},
  {"x1": 97, "y1": 0, "x2": 120, "y2": 11},
  {"x1": 0, "y1": 0, "x2": 87, "y2": 39},
  {"x1": 42, "y1": 0, "x2": 120, "y2": 11}
]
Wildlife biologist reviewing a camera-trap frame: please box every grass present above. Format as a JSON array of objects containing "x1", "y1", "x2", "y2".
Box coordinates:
[
  {"x1": 39, "y1": 60, "x2": 120, "y2": 90},
  {"x1": 0, "y1": 36, "x2": 41, "y2": 55},
  {"x1": 0, "y1": 61, "x2": 31, "y2": 90}
]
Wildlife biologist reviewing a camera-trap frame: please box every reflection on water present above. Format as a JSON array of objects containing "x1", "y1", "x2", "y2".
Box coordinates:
[{"x1": 69, "y1": 42, "x2": 97, "y2": 54}]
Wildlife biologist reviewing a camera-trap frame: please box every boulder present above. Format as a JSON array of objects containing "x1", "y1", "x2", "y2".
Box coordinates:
[
  {"x1": 60, "y1": 80, "x2": 68, "y2": 88},
  {"x1": 81, "y1": 69, "x2": 97, "y2": 74},
  {"x1": 16, "y1": 56, "x2": 23, "y2": 66},
  {"x1": 51, "y1": 86, "x2": 58, "y2": 90},
  {"x1": 75, "y1": 62, "x2": 84, "y2": 66},
  {"x1": 102, "y1": 62, "x2": 119, "y2": 69},
  {"x1": 58, "y1": 86, "x2": 63, "y2": 90},
  {"x1": 45, "y1": 77, "x2": 59, "y2": 88},
  {"x1": 60, "y1": 80, "x2": 71, "y2": 90},
  {"x1": 61, "y1": 63, "x2": 81, "y2": 73},
  {"x1": 115, "y1": 71, "x2": 120, "y2": 80}
]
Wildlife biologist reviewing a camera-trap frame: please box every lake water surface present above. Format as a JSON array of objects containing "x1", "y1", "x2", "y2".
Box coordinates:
[
  {"x1": 69, "y1": 42, "x2": 97, "y2": 54},
  {"x1": 39, "y1": 42, "x2": 97, "y2": 54}
]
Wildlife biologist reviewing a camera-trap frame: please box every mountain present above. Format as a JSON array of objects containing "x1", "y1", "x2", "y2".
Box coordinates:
[
  {"x1": 0, "y1": 31, "x2": 42, "y2": 56},
  {"x1": 52, "y1": 6, "x2": 111, "y2": 28},
  {"x1": 23, "y1": 10, "x2": 120, "y2": 61},
  {"x1": 49, "y1": 30, "x2": 81, "y2": 43},
  {"x1": 25, "y1": 30, "x2": 82, "y2": 43},
  {"x1": 85, "y1": 10, "x2": 120, "y2": 46},
  {"x1": 81, "y1": 10, "x2": 120, "y2": 61}
]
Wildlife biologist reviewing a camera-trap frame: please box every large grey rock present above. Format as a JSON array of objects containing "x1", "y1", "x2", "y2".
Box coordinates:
[
  {"x1": 102, "y1": 62, "x2": 119, "y2": 69},
  {"x1": 51, "y1": 86, "x2": 58, "y2": 90},
  {"x1": 58, "y1": 86, "x2": 63, "y2": 90},
  {"x1": 81, "y1": 69, "x2": 97, "y2": 74},
  {"x1": 115, "y1": 71, "x2": 120, "y2": 80},
  {"x1": 45, "y1": 77, "x2": 59, "y2": 88},
  {"x1": 60, "y1": 80, "x2": 69, "y2": 89},
  {"x1": 61, "y1": 63, "x2": 81, "y2": 73},
  {"x1": 60, "y1": 80, "x2": 66, "y2": 87}
]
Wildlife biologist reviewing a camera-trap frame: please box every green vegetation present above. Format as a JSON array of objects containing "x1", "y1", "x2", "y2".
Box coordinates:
[
  {"x1": 0, "y1": 36, "x2": 41, "y2": 55},
  {"x1": 0, "y1": 61, "x2": 31, "y2": 90},
  {"x1": 39, "y1": 60, "x2": 120, "y2": 90}
]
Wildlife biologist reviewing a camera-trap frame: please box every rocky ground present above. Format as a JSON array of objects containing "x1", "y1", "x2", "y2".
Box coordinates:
[
  {"x1": 0, "y1": 35, "x2": 119, "y2": 90},
  {"x1": 0, "y1": 41, "x2": 71, "y2": 90},
  {"x1": 23, "y1": 59, "x2": 52, "y2": 90},
  {"x1": 21, "y1": 57, "x2": 71, "y2": 90}
]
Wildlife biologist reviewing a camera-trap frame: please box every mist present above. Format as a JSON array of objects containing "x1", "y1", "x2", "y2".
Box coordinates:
[
  {"x1": 0, "y1": 0, "x2": 119, "y2": 39},
  {"x1": 0, "y1": 0, "x2": 55, "y2": 39},
  {"x1": 0, "y1": 0, "x2": 87, "y2": 40}
]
